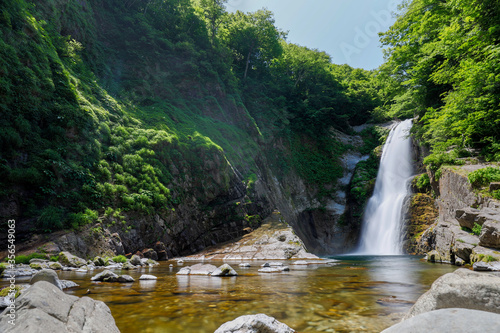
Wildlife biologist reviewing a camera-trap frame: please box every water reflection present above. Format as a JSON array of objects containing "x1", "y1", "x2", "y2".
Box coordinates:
[{"x1": 1, "y1": 257, "x2": 457, "y2": 333}]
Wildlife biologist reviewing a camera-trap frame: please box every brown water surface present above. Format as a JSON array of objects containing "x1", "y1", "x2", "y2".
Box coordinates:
[{"x1": 9, "y1": 256, "x2": 458, "y2": 332}]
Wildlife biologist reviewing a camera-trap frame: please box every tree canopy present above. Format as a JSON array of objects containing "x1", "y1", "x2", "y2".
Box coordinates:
[{"x1": 380, "y1": 0, "x2": 500, "y2": 161}]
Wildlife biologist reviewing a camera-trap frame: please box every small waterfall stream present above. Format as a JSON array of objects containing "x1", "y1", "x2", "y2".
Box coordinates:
[{"x1": 356, "y1": 119, "x2": 414, "y2": 255}]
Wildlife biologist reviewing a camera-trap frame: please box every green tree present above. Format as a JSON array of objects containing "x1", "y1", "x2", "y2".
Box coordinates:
[
  {"x1": 380, "y1": 0, "x2": 500, "y2": 161},
  {"x1": 222, "y1": 9, "x2": 285, "y2": 80},
  {"x1": 199, "y1": 0, "x2": 227, "y2": 45}
]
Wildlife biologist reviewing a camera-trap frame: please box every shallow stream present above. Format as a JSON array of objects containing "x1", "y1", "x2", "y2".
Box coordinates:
[{"x1": 10, "y1": 256, "x2": 457, "y2": 332}]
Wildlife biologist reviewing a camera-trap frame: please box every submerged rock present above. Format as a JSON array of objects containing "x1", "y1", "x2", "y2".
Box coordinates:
[
  {"x1": 214, "y1": 313, "x2": 295, "y2": 333},
  {"x1": 258, "y1": 267, "x2": 282, "y2": 273},
  {"x1": 176, "y1": 264, "x2": 217, "y2": 276},
  {"x1": 0, "y1": 281, "x2": 120, "y2": 333}
]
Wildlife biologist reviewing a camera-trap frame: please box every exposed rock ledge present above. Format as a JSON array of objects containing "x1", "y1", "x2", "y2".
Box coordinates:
[
  {"x1": 416, "y1": 165, "x2": 500, "y2": 269},
  {"x1": 178, "y1": 211, "x2": 320, "y2": 261}
]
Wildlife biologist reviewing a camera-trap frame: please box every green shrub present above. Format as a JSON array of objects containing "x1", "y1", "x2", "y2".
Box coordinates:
[
  {"x1": 424, "y1": 152, "x2": 463, "y2": 172},
  {"x1": 415, "y1": 173, "x2": 431, "y2": 192},
  {"x1": 112, "y1": 255, "x2": 127, "y2": 263},
  {"x1": 69, "y1": 208, "x2": 99, "y2": 229},
  {"x1": 468, "y1": 167, "x2": 500, "y2": 188},
  {"x1": 472, "y1": 223, "x2": 482, "y2": 236},
  {"x1": 14, "y1": 253, "x2": 47, "y2": 264},
  {"x1": 49, "y1": 256, "x2": 59, "y2": 262}
]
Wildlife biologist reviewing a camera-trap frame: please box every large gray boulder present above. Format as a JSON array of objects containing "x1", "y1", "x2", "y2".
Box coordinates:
[
  {"x1": 30, "y1": 269, "x2": 62, "y2": 290},
  {"x1": 214, "y1": 314, "x2": 295, "y2": 333},
  {"x1": 405, "y1": 268, "x2": 500, "y2": 319},
  {"x1": 0, "y1": 281, "x2": 120, "y2": 333},
  {"x1": 382, "y1": 308, "x2": 500, "y2": 333},
  {"x1": 58, "y1": 252, "x2": 87, "y2": 268}
]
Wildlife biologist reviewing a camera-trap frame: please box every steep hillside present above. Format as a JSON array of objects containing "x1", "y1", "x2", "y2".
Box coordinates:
[{"x1": 0, "y1": 0, "x2": 384, "y2": 258}]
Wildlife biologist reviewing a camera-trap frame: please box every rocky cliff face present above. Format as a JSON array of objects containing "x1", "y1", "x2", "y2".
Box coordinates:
[
  {"x1": 0, "y1": 0, "x2": 373, "y2": 261},
  {"x1": 412, "y1": 166, "x2": 500, "y2": 268},
  {"x1": 48, "y1": 129, "x2": 366, "y2": 259}
]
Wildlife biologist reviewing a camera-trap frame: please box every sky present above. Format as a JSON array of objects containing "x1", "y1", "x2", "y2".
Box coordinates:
[{"x1": 226, "y1": 0, "x2": 404, "y2": 70}]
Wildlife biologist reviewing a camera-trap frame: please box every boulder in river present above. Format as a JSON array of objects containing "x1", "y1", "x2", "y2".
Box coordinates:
[
  {"x1": 91, "y1": 270, "x2": 134, "y2": 283},
  {"x1": 214, "y1": 313, "x2": 295, "y2": 333},
  {"x1": 176, "y1": 264, "x2": 217, "y2": 275},
  {"x1": 58, "y1": 251, "x2": 87, "y2": 268},
  {"x1": 211, "y1": 264, "x2": 238, "y2": 277},
  {"x1": 0, "y1": 281, "x2": 120, "y2": 333},
  {"x1": 405, "y1": 268, "x2": 500, "y2": 319}
]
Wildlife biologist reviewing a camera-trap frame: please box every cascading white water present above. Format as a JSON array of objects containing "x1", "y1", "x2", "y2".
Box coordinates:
[{"x1": 356, "y1": 119, "x2": 414, "y2": 255}]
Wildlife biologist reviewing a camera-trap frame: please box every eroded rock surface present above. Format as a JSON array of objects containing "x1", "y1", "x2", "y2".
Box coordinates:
[
  {"x1": 179, "y1": 211, "x2": 319, "y2": 261},
  {"x1": 0, "y1": 281, "x2": 120, "y2": 333}
]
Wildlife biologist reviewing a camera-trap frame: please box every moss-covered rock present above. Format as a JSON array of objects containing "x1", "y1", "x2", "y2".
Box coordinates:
[
  {"x1": 58, "y1": 252, "x2": 86, "y2": 268},
  {"x1": 404, "y1": 193, "x2": 438, "y2": 254},
  {"x1": 93, "y1": 256, "x2": 109, "y2": 267}
]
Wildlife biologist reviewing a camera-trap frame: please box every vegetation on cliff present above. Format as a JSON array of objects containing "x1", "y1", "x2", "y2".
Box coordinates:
[
  {"x1": 378, "y1": 0, "x2": 500, "y2": 168},
  {"x1": 0, "y1": 0, "x2": 383, "y2": 243}
]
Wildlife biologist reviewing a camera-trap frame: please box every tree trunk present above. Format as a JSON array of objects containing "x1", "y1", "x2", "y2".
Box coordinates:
[{"x1": 244, "y1": 41, "x2": 255, "y2": 80}]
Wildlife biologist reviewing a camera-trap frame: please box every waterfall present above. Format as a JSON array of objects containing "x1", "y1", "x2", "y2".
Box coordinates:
[{"x1": 355, "y1": 119, "x2": 414, "y2": 255}]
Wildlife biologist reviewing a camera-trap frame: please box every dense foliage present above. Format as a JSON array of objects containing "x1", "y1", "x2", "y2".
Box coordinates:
[
  {"x1": 379, "y1": 0, "x2": 500, "y2": 164},
  {"x1": 0, "y1": 0, "x2": 383, "y2": 235}
]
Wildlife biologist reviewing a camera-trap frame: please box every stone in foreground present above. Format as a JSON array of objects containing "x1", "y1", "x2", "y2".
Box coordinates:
[
  {"x1": 0, "y1": 281, "x2": 120, "y2": 333},
  {"x1": 30, "y1": 269, "x2": 62, "y2": 290},
  {"x1": 382, "y1": 308, "x2": 500, "y2": 333},
  {"x1": 405, "y1": 268, "x2": 500, "y2": 319},
  {"x1": 214, "y1": 313, "x2": 295, "y2": 333}
]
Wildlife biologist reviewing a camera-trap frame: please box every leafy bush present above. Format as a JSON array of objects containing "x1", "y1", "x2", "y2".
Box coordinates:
[
  {"x1": 112, "y1": 255, "x2": 127, "y2": 263},
  {"x1": 423, "y1": 152, "x2": 463, "y2": 172},
  {"x1": 69, "y1": 208, "x2": 99, "y2": 229},
  {"x1": 468, "y1": 167, "x2": 500, "y2": 188},
  {"x1": 415, "y1": 173, "x2": 431, "y2": 192},
  {"x1": 472, "y1": 223, "x2": 482, "y2": 236},
  {"x1": 14, "y1": 253, "x2": 47, "y2": 264}
]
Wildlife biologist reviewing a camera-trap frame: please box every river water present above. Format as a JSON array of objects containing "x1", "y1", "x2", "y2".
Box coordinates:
[{"x1": 7, "y1": 256, "x2": 457, "y2": 333}]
